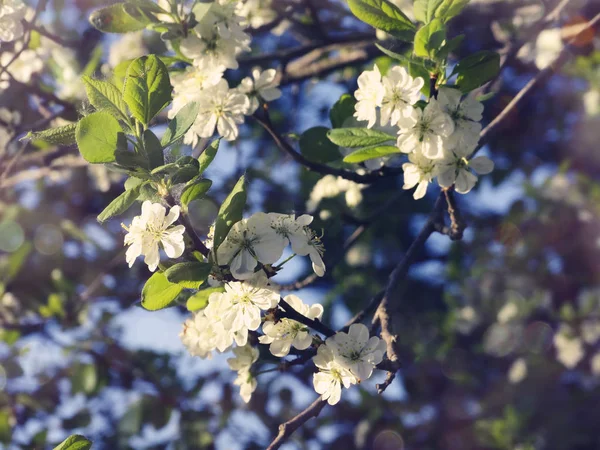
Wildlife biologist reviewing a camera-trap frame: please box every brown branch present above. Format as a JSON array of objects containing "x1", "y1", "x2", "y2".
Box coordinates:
[
  {"x1": 278, "y1": 297, "x2": 335, "y2": 337},
  {"x1": 266, "y1": 397, "x2": 328, "y2": 450},
  {"x1": 442, "y1": 188, "x2": 465, "y2": 240}
]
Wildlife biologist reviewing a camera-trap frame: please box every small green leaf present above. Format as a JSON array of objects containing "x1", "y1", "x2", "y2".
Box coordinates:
[
  {"x1": 75, "y1": 112, "x2": 123, "y2": 163},
  {"x1": 141, "y1": 272, "x2": 183, "y2": 311},
  {"x1": 89, "y1": 3, "x2": 148, "y2": 33},
  {"x1": 198, "y1": 139, "x2": 220, "y2": 174},
  {"x1": 414, "y1": 18, "x2": 446, "y2": 58},
  {"x1": 347, "y1": 0, "x2": 415, "y2": 42},
  {"x1": 414, "y1": 0, "x2": 444, "y2": 23},
  {"x1": 180, "y1": 178, "x2": 212, "y2": 208},
  {"x1": 436, "y1": 34, "x2": 465, "y2": 60},
  {"x1": 343, "y1": 145, "x2": 401, "y2": 163},
  {"x1": 97, "y1": 184, "x2": 141, "y2": 223},
  {"x1": 142, "y1": 129, "x2": 165, "y2": 169},
  {"x1": 330, "y1": 94, "x2": 357, "y2": 129},
  {"x1": 124, "y1": 55, "x2": 173, "y2": 126},
  {"x1": 213, "y1": 175, "x2": 247, "y2": 252},
  {"x1": 435, "y1": 0, "x2": 470, "y2": 22},
  {"x1": 186, "y1": 286, "x2": 224, "y2": 311},
  {"x1": 299, "y1": 127, "x2": 341, "y2": 163},
  {"x1": 165, "y1": 262, "x2": 212, "y2": 288},
  {"x1": 24, "y1": 124, "x2": 77, "y2": 145},
  {"x1": 82, "y1": 76, "x2": 129, "y2": 122},
  {"x1": 53, "y1": 435, "x2": 92, "y2": 450},
  {"x1": 151, "y1": 162, "x2": 179, "y2": 175},
  {"x1": 161, "y1": 102, "x2": 199, "y2": 147},
  {"x1": 375, "y1": 43, "x2": 429, "y2": 68},
  {"x1": 327, "y1": 128, "x2": 396, "y2": 148},
  {"x1": 454, "y1": 50, "x2": 500, "y2": 92}
]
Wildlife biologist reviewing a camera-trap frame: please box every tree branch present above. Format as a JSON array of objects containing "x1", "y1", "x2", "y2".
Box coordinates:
[
  {"x1": 266, "y1": 397, "x2": 328, "y2": 450},
  {"x1": 278, "y1": 297, "x2": 335, "y2": 337}
]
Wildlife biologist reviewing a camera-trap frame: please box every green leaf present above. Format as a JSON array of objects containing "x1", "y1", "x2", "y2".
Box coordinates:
[
  {"x1": 330, "y1": 94, "x2": 357, "y2": 129},
  {"x1": 436, "y1": 34, "x2": 465, "y2": 60},
  {"x1": 97, "y1": 184, "x2": 141, "y2": 223},
  {"x1": 454, "y1": 50, "x2": 500, "y2": 92},
  {"x1": 198, "y1": 139, "x2": 220, "y2": 174},
  {"x1": 53, "y1": 435, "x2": 92, "y2": 450},
  {"x1": 161, "y1": 102, "x2": 199, "y2": 147},
  {"x1": 75, "y1": 112, "x2": 123, "y2": 163},
  {"x1": 213, "y1": 175, "x2": 247, "y2": 253},
  {"x1": 181, "y1": 178, "x2": 212, "y2": 208},
  {"x1": 151, "y1": 162, "x2": 179, "y2": 175},
  {"x1": 82, "y1": 76, "x2": 129, "y2": 122},
  {"x1": 124, "y1": 55, "x2": 173, "y2": 126},
  {"x1": 141, "y1": 272, "x2": 183, "y2": 311},
  {"x1": 414, "y1": 18, "x2": 446, "y2": 58},
  {"x1": 327, "y1": 127, "x2": 396, "y2": 148},
  {"x1": 299, "y1": 127, "x2": 341, "y2": 163},
  {"x1": 170, "y1": 165, "x2": 199, "y2": 185},
  {"x1": 89, "y1": 3, "x2": 148, "y2": 33},
  {"x1": 375, "y1": 43, "x2": 429, "y2": 68},
  {"x1": 435, "y1": 0, "x2": 470, "y2": 22},
  {"x1": 24, "y1": 124, "x2": 77, "y2": 145},
  {"x1": 142, "y1": 129, "x2": 165, "y2": 169},
  {"x1": 165, "y1": 262, "x2": 212, "y2": 289},
  {"x1": 343, "y1": 145, "x2": 401, "y2": 163},
  {"x1": 414, "y1": 0, "x2": 444, "y2": 23},
  {"x1": 186, "y1": 286, "x2": 224, "y2": 311},
  {"x1": 347, "y1": 0, "x2": 415, "y2": 41}
]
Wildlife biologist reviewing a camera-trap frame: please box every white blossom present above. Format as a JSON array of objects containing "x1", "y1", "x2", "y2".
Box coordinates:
[
  {"x1": 518, "y1": 28, "x2": 562, "y2": 70},
  {"x1": 217, "y1": 212, "x2": 286, "y2": 279},
  {"x1": 306, "y1": 175, "x2": 366, "y2": 212},
  {"x1": 508, "y1": 357, "x2": 528, "y2": 384},
  {"x1": 192, "y1": 79, "x2": 250, "y2": 141},
  {"x1": 0, "y1": 0, "x2": 26, "y2": 42},
  {"x1": 380, "y1": 66, "x2": 424, "y2": 127},
  {"x1": 259, "y1": 294, "x2": 323, "y2": 357},
  {"x1": 396, "y1": 99, "x2": 454, "y2": 159},
  {"x1": 107, "y1": 31, "x2": 148, "y2": 68},
  {"x1": 581, "y1": 320, "x2": 600, "y2": 345},
  {"x1": 402, "y1": 150, "x2": 438, "y2": 200},
  {"x1": 227, "y1": 344, "x2": 259, "y2": 403},
  {"x1": 312, "y1": 345, "x2": 357, "y2": 406},
  {"x1": 325, "y1": 323, "x2": 386, "y2": 382},
  {"x1": 236, "y1": 0, "x2": 277, "y2": 29},
  {"x1": 437, "y1": 87, "x2": 483, "y2": 152},
  {"x1": 437, "y1": 150, "x2": 494, "y2": 194},
  {"x1": 123, "y1": 201, "x2": 186, "y2": 272},
  {"x1": 354, "y1": 65, "x2": 385, "y2": 128},
  {"x1": 554, "y1": 325, "x2": 584, "y2": 369},
  {"x1": 180, "y1": 311, "x2": 219, "y2": 359},
  {"x1": 204, "y1": 291, "x2": 248, "y2": 350},
  {"x1": 221, "y1": 280, "x2": 280, "y2": 332},
  {"x1": 0, "y1": 43, "x2": 43, "y2": 90},
  {"x1": 592, "y1": 352, "x2": 600, "y2": 376},
  {"x1": 238, "y1": 68, "x2": 281, "y2": 115},
  {"x1": 497, "y1": 302, "x2": 519, "y2": 324}
]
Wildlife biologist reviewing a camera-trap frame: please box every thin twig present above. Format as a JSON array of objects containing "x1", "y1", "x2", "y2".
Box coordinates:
[
  {"x1": 266, "y1": 397, "x2": 328, "y2": 450},
  {"x1": 278, "y1": 297, "x2": 335, "y2": 337}
]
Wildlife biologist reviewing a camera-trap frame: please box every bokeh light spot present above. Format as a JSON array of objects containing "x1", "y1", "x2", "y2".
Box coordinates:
[
  {"x1": 0, "y1": 365, "x2": 6, "y2": 391},
  {"x1": 373, "y1": 430, "x2": 404, "y2": 450},
  {"x1": 0, "y1": 221, "x2": 24, "y2": 252},
  {"x1": 34, "y1": 224, "x2": 64, "y2": 255}
]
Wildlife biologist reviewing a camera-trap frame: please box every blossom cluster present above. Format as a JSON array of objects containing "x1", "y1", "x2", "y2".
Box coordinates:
[
  {"x1": 0, "y1": 0, "x2": 26, "y2": 42},
  {"x1": 168, "y1": 1, "x2": 281, "y2": 144},
  {"x1": 353, "y1": 65, "x2": 494, "y2": 199}
]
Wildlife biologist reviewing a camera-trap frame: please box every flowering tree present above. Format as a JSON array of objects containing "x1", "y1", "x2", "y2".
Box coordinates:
[{"x1": 2, "y1": 0, "x2": 600, "y2": 449}]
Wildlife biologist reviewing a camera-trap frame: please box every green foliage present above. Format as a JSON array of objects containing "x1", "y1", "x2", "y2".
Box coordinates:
[
  {"x1": 330, "y1": 94, "x2": 357, "y2": 128},
  {"x1": 199, "y1": 139, "x2": 220, "y2": 174},
  {"x1": 347, "y1": 0, "x2": 415, "y2": 42},
  {"x1": 123, "y1": 55, "x2": 173, "y2": 126},
  {"x1": 89, "y1": 3, "x2": 148, "y2": 33},
  {"x1": 453, "y1": 50, "x2": 500, "y2": 92},
  {"x1": 213, "y1": 175, "x2": 247, "y2": 254},
  {"x1": 161, "y1": 102, "x2": 199, "y2": 147},
  {"x1": 75, "y1": 112, "x2": 123, "y2": 163},
  {"x1": 327, "y1": 127, "x2": 396, "y2": 147},
  {"x1": 71, "y1": 364, "x2": 98, "y2": 395},
  {"x1": 343, "y1": 145, "x2": 401, "y2": 163},
  {"x1": 24, "y1": 124, "x2": 77, "y2": 145},
  {"x1": 186, "y1": 286, "x2": 225, "y2": 311},
  {"x1": 414, "y1": 0, "x2": 444, "y2": 24},
  {"x1": 436, "y1": 34, "x2": 465, "y2": 60},
  {"x1": 141, "y1": 272, "x2": 183, "y2": 311},
  {"x1": 82, "y1": 76, "x2": 129, "y2": 123},
  {"x1": 435, "y1": 0, "x2": 470, "y2": 22},
  {"x1": 180, "y1": 178, "x2": 212, "y2": 209},
  {"x1": 299, "y1": 126, "x2": 341, "y2": 163},
  {"x1": 96, "y1": 183, "x2": 142, "y2": 223},
  {"x1": 164, "y1": 262, "x2": 212, "y2": 288},
  {"x1": 414, "y1": 18, "x2": 446, "y2": 59},
  {"x1": 53, "y1": 435, "x2": 92, "y2": 450},
  {"x1": 141, "y1": 129, "x2": 165, "y2": 170}
]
